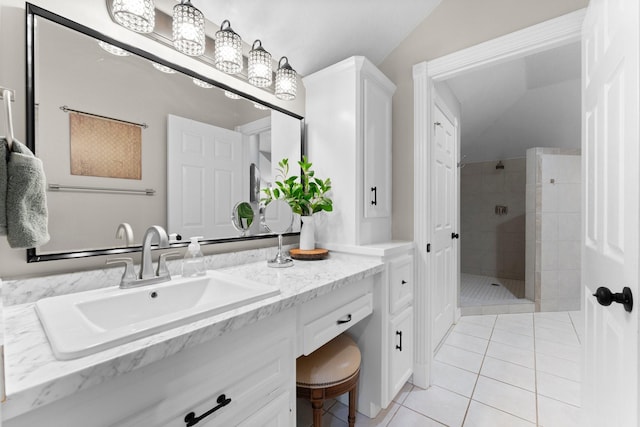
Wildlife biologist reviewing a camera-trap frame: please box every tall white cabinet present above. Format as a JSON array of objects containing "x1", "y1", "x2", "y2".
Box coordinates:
[{"x1": 304, "y1": 56, "x2": 396, "y2": 246}]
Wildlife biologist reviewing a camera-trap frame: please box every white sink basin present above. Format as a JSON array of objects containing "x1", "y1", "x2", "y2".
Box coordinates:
[{"x1": 35, "y1": 271, "x2": 280, "y2": 360}]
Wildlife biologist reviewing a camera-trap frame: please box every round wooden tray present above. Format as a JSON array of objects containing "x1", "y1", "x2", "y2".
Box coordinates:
[{"x1": 289, "y1": 248, "x2": 329, "y2": 260}]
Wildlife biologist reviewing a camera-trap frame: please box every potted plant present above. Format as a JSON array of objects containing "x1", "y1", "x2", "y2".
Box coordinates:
[{"x1": 262, "y1": 156, "x2": 332, "y2": 250}]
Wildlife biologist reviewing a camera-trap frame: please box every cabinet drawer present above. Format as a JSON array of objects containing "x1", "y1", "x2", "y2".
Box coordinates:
[
  {"x1": 389, "y1": 255, "x2": 413, "y2": 314},
  {"x1": 302, "y1": 292, "x2": 373, "y2": 355},
  {"x1": 236, "y1": 391, "x2": 291, "y2": 427},
  {"x1": 389, "y1": 307, "x2": 413, "y2": 401}
]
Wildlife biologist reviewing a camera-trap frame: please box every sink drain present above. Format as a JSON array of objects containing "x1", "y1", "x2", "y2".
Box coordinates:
[{"x1": 149, "y1": 291, "x2": 158, "y2": 299}]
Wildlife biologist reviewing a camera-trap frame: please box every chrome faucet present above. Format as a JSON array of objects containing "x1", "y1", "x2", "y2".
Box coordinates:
[
  {"x1": 107, "y1": 225, "x2": 178, "y2": 288},
  {"x1": 115, "y1": 222, "x2": 134, "y2": 247},
  {"x1": 140, "y1": 225, "x2": 170, "y2": 279}
]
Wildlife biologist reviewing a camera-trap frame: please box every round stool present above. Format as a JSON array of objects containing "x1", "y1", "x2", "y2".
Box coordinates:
[{"x1": 296, "y1": 333, "x2": 361, "y2": 427}]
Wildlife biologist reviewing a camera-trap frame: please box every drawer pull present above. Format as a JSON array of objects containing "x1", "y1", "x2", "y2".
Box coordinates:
[
  {"x1": 337, "y1": 314, "x2": 352, "y2": 325},
  {"x1": 184, "y1": 394, "x2": 232, "y2": 426},
  {"x1": 371, "y1": 187, "x2": 378, "y2": 206},
  {"x1": 396, "y1": 330, "x2": 403, "y2": 351}
]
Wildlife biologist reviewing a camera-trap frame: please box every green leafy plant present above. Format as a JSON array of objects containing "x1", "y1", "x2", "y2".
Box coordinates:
[{"x1": 262, "y1": 156, "x2": 333, "y2": 216}]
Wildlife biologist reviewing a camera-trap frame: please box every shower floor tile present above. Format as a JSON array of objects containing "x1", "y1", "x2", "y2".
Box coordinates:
[{"x1": 460, "y1": 273, "x2": 534, "y2": 315}]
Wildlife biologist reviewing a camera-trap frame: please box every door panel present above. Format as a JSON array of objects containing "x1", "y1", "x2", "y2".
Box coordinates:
[
  {"x1": 582, "y1": 0, "x2": 639, "y2": 425},
  {"x1": 431, "y1": 103, "x2": 457, "y2": 349}
]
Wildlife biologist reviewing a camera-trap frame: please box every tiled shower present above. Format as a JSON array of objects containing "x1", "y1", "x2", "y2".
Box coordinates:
[
  {"x1": 525, "y1": 148, "x2": 581, "y2": 312},
  {"x1": 460, "y1": 150, "x2": 582, "y2": 313}
]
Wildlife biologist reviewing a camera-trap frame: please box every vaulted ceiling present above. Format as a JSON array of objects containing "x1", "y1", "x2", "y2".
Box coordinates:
[{"x1": 446, "y1": 42, "x2": 582, "y2": 163}]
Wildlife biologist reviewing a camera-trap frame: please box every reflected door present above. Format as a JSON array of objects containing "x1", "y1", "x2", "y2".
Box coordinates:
[{"x1": 167, "y1": 115, "x2": 243, "y2": 239}]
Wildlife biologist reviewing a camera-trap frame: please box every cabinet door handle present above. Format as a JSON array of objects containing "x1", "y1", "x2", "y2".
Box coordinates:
[
  {"x1": 396, "y1": 330, "x2": 403, "y2": 351},
  {"x1": 337, "y1": 314, "x2": 352, "y2": 325},
  {"x1": 401, "y1": 280, "x2": 407, "y2": 285},
  {"x1": 184, "y1": 394, "x2": 232, "y2": 426},
  {"x1": 371, "y1": 187, "x2": 377, "y2": 206}
]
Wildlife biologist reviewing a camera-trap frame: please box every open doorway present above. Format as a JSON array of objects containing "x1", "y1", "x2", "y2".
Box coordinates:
[{"x1": 443, "y1": 41, "x2": 582, "y2": 315}]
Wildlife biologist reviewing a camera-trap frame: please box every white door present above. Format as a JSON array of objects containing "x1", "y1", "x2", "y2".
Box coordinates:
[
  {"x1": 167, "y1": 115, "x2": 244, "y2": 239},
  {"x1": 582, "y1": 0, "x2": 639, "y2": 426},
  {"x1": 431, "y1": 102, "x2": 458, "y2": 349}
]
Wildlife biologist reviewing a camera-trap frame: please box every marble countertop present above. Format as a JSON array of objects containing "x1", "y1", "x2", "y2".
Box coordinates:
[{"x1": 2, "y1": 253, "x2": 384, "y2": 419}]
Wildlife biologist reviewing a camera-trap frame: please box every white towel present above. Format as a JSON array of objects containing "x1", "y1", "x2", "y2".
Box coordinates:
[
  {"x1": 5, "y1": 139, "x2": 50, "y2": 248},
  {"x1": 0, "y1": 138, "x2": 7, "y2": 236}
]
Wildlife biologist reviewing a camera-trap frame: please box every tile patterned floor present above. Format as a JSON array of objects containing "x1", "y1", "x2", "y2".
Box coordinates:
[
  {"x1": 297, "y1": 311, "x2": 584, "y2": 426},
  {"x1": 460, "y1": 274, "x2": 535, "y2": 316}
]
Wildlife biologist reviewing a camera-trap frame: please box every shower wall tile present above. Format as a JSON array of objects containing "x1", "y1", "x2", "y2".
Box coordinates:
[
  {"x1": 527, "y1": 149, "x2": 582, "y2": 312},
  {"x1": 461, "y1": 158, "x2": 526, "y2": 279}
]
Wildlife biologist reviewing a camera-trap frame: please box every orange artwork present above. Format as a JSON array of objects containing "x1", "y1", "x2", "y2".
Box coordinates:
[{"x1": 69, "y1": 112, "x2": 142, "y2": 180}]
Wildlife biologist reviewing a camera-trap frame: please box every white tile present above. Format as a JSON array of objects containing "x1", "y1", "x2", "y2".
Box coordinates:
[
  {"x1": 322, "y1": 412, "x2": 349, "y2": 427},
  {"x1": 328, "y1": 401, "x2": 400, "y2": 427},
  {"x1": 463, "y1": 400, "x2": 535, "y2": 427},
  {"x1": 534, "y1": 326, "x2": 581, "y2": 346},
  {"x1": 393, "y1": 381, "x2": 413, "y2": 404},
  {"x1": 431, "y1": 360, "x2": 478, "y2": 397},
  {"x1": 541, "y1": 213, "x2": 558, "y2": 241},
  {"x1": 471, "y1": 376, "x2": 537, "y2": 423},
  {"x1": 557, "y1": 241, "x2": 580, "y2": 269},
  {"x1": 403, "y1": 385, "x2": 470, "y2": 427},
  {"x1": 493, "y1": 320, "x2": 534, "y2": 337},
  {"x1": 445, "y1": 331, "x2": 489, "y2": 355},
  {"x1": 490, "y1": 328, "x2": 535, "y2": 351},
  {"x1": 458, "y1": 313, "x2": 498, "y2": 327},
  {"x1": 486, "y1": 341, "x2": 535, "y2": 368},
  {"x1": 536, "y1": 371, "x2": 581, "y2": 407},
  {"x1": 534, "y1": 311, "x2": 572, "y2": 323},
  {"x1": 453, "y1": 322, "x2": 494, "y2": 340},
  {"x1": 435, "y1": 344, "x2": 484, "y2": 373},
  {"x1": 535, "y1": 338, "x2": 581, "y2": 363},
  {"x1": 557, "y1": 213, "x2": 581, "y2": 241},
  {"x1": 496, "y1": 313, "x2": 534, "y2": 326},
  {"x1": 508, "y1": 303, "x2": 535, "y2": 314},
  {"x1": 534, "y1": 317, "x2": 577, "y2": 333},
  {"x1": 480, "y1": 356, "x2": 536, "y2": 391},
  {"x1": 537, "y1": 395, "x2": 585, "y2": 427},
  {"x1": 557, "y1": 183, "x2": 581, "y2": 213},
  {"x1": 535, "y1": 352, "x2": 581, "y2": 382},
  {"x1": 388, "y1": 406, "x2": 446, "y2": 427}
]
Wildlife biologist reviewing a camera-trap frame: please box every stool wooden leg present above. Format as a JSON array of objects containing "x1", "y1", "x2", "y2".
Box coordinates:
[
  {"x1": 348, "y1": 382, "x2": 357, "y2": 427},
  {"x1": 310, "y1": 389, "x2": 325, "y2": 427}
]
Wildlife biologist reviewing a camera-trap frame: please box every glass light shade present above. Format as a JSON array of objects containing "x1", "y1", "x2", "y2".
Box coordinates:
[
  {"x1": 98, "y1": 41, "x2": 130, "y2": 56},
  {"x1": 172, "y1": 0, "x2": 205, "y2": 57},
  {"x1": 248, "y1": 40, "x2": 272, "y2": 88},
  {"x1": 112, "y1": 0, "x2": 155, "y2": 33},
  {"x1": 224, "y1": 90, "x2": 241, "y2": 100},
  {"x1": 214, "y1": 20, "x2": 242, "y2": 74},
  {"x1": 192, "y1": 78, "x2": 213, "y2": 88},
  {"x1": 275, "y1": 57, "x2": 297, "y2": 100},
  {"x1": 253, "y1": 102, "x2": 269, "y2": 110},
  {"x1": 152, "y1": 62, "x2": 175, "y2": 73}
]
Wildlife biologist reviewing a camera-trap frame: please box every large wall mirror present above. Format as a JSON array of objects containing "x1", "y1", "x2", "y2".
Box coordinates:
[{"x1": 26, "y1": 4, "x2": 303, "y2": 262}]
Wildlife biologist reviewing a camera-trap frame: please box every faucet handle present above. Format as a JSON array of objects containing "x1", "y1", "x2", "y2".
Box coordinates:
[
  {"x1": 106, "y1": 257, "x2": 137, "y2": 287},
  {"x1": 157, "y1": 251, "x2": 181, "y2": 278}
]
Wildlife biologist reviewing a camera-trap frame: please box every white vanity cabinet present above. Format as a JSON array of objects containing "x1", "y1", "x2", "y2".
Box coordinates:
[
  {"x1": 385, "y1": 252, "x2": 414, "y2": 405},
  {"x1": 4, "y1": 309, "x2": 296, "y2": 427},
  {"x1": 305, "y1": 56, "x2": 396, "y2": 246}
]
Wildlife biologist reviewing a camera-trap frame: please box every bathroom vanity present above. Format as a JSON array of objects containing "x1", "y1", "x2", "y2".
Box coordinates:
[{"x1": 0, "y1": 250, "x2": 415, "y2": 426}]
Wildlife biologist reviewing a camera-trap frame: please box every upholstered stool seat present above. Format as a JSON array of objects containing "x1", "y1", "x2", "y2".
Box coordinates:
[{"x1": 296, "y1": 334, "x2": 361, "y2": 427}]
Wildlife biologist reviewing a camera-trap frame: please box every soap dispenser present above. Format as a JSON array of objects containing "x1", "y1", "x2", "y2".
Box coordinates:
[{"x1": 182, "y1": 236, "x2": 205, "y2": 277}]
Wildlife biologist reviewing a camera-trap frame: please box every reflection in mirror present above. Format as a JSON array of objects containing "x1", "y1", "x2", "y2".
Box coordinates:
[
  {"x1": 264, "y1": 200, "x2": 294, "y2": 268},
  {"x1": 27, "y1": 5, "x2": 302, "y2": 262},
  {"x1": 231, "y1": 202, "x2": 255, "y2": 237}
]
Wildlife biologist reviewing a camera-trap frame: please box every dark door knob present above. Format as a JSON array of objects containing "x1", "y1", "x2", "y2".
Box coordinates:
[
  {"x1": 451, "y1": 232, "x2": 459, "y2": 239},
  {"x1": 593, "y1": 286, "x2": 633, "y2": 312}
]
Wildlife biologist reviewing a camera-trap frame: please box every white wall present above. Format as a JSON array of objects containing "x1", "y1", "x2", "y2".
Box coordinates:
[{"x1": 378, "y1": 0, "x2": 589, "y2": 240}]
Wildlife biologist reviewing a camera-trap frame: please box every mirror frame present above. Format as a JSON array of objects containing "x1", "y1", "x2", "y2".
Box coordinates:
[{"x1": 25, "y1": 3, "x2": 305, "y2": 263}]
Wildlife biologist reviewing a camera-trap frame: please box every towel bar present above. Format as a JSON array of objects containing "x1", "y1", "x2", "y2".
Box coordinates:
[{"x1": 48, "y1": 183, "x2": 155, "y2": 196}]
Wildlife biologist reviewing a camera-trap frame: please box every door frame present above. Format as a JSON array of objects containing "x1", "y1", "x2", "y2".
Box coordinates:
[{"x1": 411, "y1": 9, "x2": 585, "y2": 388}]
